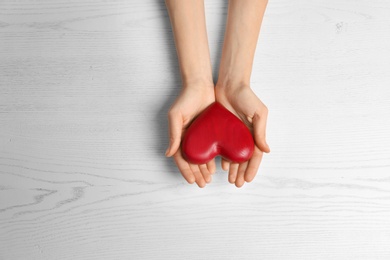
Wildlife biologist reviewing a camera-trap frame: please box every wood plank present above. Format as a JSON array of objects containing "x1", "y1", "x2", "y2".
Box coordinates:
[{"x1": 1, "y1": 0, "x2": 390, "y2": 259}]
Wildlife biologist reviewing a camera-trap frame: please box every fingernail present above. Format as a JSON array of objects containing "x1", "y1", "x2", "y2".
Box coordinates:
[{"x1": 165, "y1": 147, "x2": 170, "y2": 156}]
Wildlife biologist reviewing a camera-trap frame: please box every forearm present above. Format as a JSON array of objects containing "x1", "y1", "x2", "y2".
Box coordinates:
[
  {"x1": 165, "y1": 0, "x2": 213, "y2": 87},
  {"x1": 217, "y1": 0, "x2": 268, "y2": 88}
]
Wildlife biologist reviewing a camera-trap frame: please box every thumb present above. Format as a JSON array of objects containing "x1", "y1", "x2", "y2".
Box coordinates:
[
  {"x1": 166, "y1": 110, "x2": 183, "y2": 157},
  {"x1": 252, "y1": 111, "x2": 270, "y2": 153}
]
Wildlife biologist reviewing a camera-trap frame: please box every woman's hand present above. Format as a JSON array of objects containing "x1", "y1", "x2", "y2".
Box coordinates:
[
  {"x1": 214, "y1": 0, "x2": 269, "y2": 187},
  {"x1": 165, "y1": 0, "x2": 269, "y2": 187},
  {"x1": 216, "y1": 83, "x2": 270, "y2": 187},
  {"x1": 166, "y1": 83, "x2": 216, "y2": 188}
]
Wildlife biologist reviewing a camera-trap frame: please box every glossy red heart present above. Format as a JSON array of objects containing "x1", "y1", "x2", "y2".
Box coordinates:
[{"x1": 182, "y1": 102, "x2": 254, "y2": 164}]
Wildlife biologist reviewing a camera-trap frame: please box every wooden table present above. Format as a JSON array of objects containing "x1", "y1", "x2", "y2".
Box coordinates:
[{"x1": 1, "y1": 0, "x2": 390, "y2": 259}]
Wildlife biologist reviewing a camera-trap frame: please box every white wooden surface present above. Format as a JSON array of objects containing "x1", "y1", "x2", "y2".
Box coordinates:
[{"x1": 1, "y1": 0, "x2": 390, "y2": 259}]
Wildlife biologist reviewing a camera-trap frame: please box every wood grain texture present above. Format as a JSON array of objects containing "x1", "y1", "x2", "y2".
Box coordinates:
[{"x1": 1, "y1": 0, "x2": 390, "y2": 259}]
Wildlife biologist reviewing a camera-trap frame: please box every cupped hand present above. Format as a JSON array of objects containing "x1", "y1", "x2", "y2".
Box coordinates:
[
  {"x1": 166, "y1": 83, "x2": 216, "y2": 188},
  {"x1": 216, "y1": 83, "x2": 270, "y2": 188}
]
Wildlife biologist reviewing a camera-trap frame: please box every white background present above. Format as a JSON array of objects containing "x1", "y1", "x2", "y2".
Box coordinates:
[{"x1": 1, "y1": 0, "x2": 390, "y2": 259}]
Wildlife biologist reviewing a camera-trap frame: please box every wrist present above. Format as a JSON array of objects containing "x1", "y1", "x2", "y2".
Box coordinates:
[
  {"x1": 182, "y1": 77, "x2": 214, "y2": 91},
  {"x1": 217, "y1": 62, "x2": 252, "y2": 91},
  {"x1": 180, "y1": 64, "x2": 213, "y2": 87},
  {"x1": 215, "y1": 79, "x2": 250, "y2": 105},
  {"x1": 216, "y1": 76, "x2": 250, "y2": 92},
  {"x1": 183, "y1": 79, "x2": 215, "y2": 101}
]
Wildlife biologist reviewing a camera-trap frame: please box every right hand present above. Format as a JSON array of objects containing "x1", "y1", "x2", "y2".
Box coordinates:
[{"x1": 166, "y1": 82, "x2": 216, "y2": 188}]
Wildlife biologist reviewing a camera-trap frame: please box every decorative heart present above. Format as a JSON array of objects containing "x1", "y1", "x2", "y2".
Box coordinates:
[{"x1": 182, "y1": 102, "x2": 254, "y2": 164}]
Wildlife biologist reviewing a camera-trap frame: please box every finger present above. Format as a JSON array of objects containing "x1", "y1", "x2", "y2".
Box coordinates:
[
  {"x1": 252, "y1": 111, "x2": 270, "y2": 153},
  {"x1": 199, "y1": 164, "x2": 212, "y2": 183},
  {"x1": 244, "y1": 147, "x2": 263, "y2": 183},
  {"x1": 235, "y1": 161, "x2": 248, "y2": 188},
  {"x1": 228, "y1": 163, "x2": 239, "y2": 184},
  {"x1": 207, "y1": 159, "x2": 216, "y2": 175},
  {"x1": 189, "y1": 164, "x2": 206, "y2": 188},
  {"x1": 166, "y1": 110, "x2": 182, "y2": 157},
  {"x1": 221, "y1": 158, "x2": 230, "y2": 171},
  {"x1": 173, "y1": 150, "x2": 195, "y2": 184}
]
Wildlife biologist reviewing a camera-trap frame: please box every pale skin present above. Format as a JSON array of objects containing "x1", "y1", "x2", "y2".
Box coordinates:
[{"x1": 165, "y1": 0, "x2": 270, "y2": 188}]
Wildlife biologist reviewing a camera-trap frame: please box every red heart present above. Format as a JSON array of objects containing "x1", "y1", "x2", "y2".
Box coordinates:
[{"x1": 182, "y1": 102, "x2": 254, "y2": 164}]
